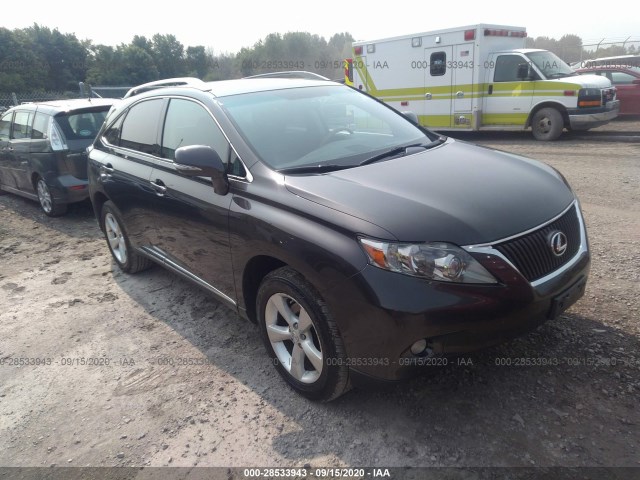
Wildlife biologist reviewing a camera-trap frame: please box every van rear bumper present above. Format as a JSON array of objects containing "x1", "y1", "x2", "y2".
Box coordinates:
[{"x1": 568, "y1": 100, "x2": 620, "y2": 129}]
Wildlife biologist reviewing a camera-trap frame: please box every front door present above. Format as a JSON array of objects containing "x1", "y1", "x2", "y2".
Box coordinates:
[
  {"x1": 147, "y1": 97, "x2": 236, "y2": 301},
  {"x1": 482, "y1": 53, "x2": 535, "y2": 126}
]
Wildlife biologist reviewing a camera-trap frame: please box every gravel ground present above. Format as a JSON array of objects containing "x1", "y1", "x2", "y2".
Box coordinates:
[{"x1": 0, "y1": 123, "x2": 638, "y2": 478}]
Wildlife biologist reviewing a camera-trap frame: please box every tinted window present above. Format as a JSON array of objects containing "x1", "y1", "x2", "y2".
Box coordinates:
[
  {"x1": 103, "y1": 113, "x2": 125, "y2": 146},
  {"x1": 430, "y1": 52, "x2": 446, "y2": 76},
  {"x1": 32, "y1": 113, "x2": 48, "y2": 140},
  {"x1": 0, "y1": 112, "x2": 11, "y2": 140},
  {"x1": 494, "y1": 55, "x2": 527, "y2": 82},
  {"x1": 12, "y1": 111, "x2": 33, "y2": 139},
  {"x1": 56, "y1": 110, "x2": 108, "y2": 140},
  {"x1": 161, "y1": 98, "x2": 230, "y2": 162},
  {"x1": 120, "y1": 99, "x2": 164, "y2": 155},
  {"x1": 610, "y1": 71, "x2": 636, "y2": 85}
]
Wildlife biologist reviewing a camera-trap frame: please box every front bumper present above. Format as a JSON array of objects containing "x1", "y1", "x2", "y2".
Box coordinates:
[
  {"x1": 324, "y1": 204, "x2": 590, "y2": 382},
  {"x1": 568, "y1": 100, "x2": 620, "y2": 129}
]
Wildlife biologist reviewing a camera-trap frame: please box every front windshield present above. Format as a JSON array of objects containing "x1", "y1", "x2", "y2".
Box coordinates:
[
  {"x1": 525, "y1": 51, "x2": 575, "y2": 79},
  {"x1": 218, "y1": 85, "x2": 433, "y2": 170}
]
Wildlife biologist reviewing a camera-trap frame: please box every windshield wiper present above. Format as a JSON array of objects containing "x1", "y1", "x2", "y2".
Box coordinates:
[
  {"x1": 278, "y1": 164, "x2": 353, "y2": 175},
  {"x1": 358, "y1": 137, "x2": 446, "y2": 167}
]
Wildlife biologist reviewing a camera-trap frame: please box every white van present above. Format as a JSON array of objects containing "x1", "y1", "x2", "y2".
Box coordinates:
[{"x1": 345, "y1": 24, "x2": 620, "y2": 140}]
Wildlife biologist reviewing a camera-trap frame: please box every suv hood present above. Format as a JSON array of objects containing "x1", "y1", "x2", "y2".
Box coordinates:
[{"x1": 284, "y1": 139, "x2": 575, "y2": 245}]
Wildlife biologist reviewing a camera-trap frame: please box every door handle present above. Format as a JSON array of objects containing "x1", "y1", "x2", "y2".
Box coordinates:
[
  {"x1": 425, "y1": 93, "x2": 432, "y2": 100},
  {"x1": 488, "y1": 85, "x2": 494, "y2": 95},
  {"x1": 100, "y1": 164, "x2": 114, "y2": 174},
  {"x1": 456, "y1": 91, "x2": 464, "y2": 98},
  {"x1": 150, "y1": 180, "x2": 167, "y2": 196}
]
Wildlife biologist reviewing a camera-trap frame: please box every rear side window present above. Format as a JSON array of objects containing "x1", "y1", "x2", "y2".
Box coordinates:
[
  {"x1": 430, "y1": 52, "x2": 446, "y2": 76},
  {"x1": 161, "y1": 98, "x2": 230, "y2": 162},
  {"x1": 120, "y1": 99, "x2": 164, "y2": 155},
  {"x1": 0, "y1": 112, "x2": 11, "y2": 140},
  {"x1": 32, "y1": 113, "x2": 49, "y2": 140},
  {"x1": 12, "y1": 111, "x2": 33, "y2": 139},
  {"x1": 610, "y1": 71, "x2": 636, "y2": 85}
]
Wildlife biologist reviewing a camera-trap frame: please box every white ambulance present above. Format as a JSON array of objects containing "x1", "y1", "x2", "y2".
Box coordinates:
[{"x1": 345, "y1": 24, "x2": 620, "y2": 140}]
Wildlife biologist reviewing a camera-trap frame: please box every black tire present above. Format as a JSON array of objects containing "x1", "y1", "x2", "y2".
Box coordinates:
[
  {"x1": 257, "y1": 267, "x2": 350, "y2": 401},
  {"x1": 100, "y1": 200, "x2": 153, "y2": 274},
  {"x1": 531, "y1": 108, "x2": 564, "y2": 141},
  {"x1": 35, "y1": 177, "x2": 67, "y2": 216}
]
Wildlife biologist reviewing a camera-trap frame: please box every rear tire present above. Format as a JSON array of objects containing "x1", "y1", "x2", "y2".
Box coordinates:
[
  {"x1": 531, "y1": 108, "x2": 564, "y2": 141},
  {"x1": 100, "y1": 201, "x2": 153, "y2": 273},
  {"x1": 36, "y1": 177, "x2": 67, "y2": 216},
  {"x1": 257, "y1": 267, "x2": 350, "y2": 402}
]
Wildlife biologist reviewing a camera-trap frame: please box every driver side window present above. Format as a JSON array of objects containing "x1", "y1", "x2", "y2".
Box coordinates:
[
  {"x1": 0, "y1": 112, "x2": 11, "y2": 140},
  {"x1": 161, "y1": 98, "x2": 230, "y2": 163}
]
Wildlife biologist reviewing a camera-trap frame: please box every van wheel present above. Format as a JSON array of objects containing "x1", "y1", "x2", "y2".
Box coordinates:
[
  {"x1": 36, "y1": 177, "x2": 67, "y2": 216},
  {"x1": 531, "y1": 108, "x2": 564, "y2": 141},
  {"x1": 101, "y1": 201, "x2": 153, "y2": 273},
  {"x1": 256, "y1": 267, "x2": 350, "y2": 402}
]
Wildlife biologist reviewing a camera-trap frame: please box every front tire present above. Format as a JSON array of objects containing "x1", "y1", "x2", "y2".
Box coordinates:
[
  {"x1": 36, "y1": 177, "x2": 67, "y2": 216},
  {"x1": 100, "y1": 201, "x2": 152, "y2": 273},
  {"x1": 531, "y1": 108, "x2": 564, "y2": 141},
  {"x1": 257, "y1": 267, "x2": 350, "y2": 401}
]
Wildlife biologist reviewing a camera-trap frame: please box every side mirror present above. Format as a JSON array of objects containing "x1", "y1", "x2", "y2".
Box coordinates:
[
  {"x1": 517, "y1": 63, "x2": 531, "y2": 80},
  {"x1": 402, "y1": 111, "x2": 419, "y2": 124},
  {"x1": 175, "y1": 145, "x2": 229, "y2": 195}
]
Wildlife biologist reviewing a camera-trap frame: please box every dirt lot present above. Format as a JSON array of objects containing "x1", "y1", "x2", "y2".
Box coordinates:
[{"x1": 1, "y1": 122, "x2": 639, "y2": 477}]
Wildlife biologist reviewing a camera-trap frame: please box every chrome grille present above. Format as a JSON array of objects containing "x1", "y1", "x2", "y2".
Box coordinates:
[{"x1": 494, "y1": 205, "x2": 581, "y2": 282}]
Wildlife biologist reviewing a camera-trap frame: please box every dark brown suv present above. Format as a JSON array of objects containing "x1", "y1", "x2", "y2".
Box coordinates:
[{"x1": 0, "y1": 98, "x2": 115, "y2": 216}]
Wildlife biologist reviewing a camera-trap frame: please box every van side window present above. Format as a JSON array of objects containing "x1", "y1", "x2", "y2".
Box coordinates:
[
  {"x1": 161, "y1": 98, "x2": 230, "y2": 163},
  {"x1": 12, "y1": 111, "x2": 33, "y2": 139},
  {"x1": 494, "y1": 55, "x2": 527, "y2": 82},
  {"x1": 430, "y1": 52, "x2": 446, "y2": 76},
  {"x1": 32, "y1": 113, "x2": 49, "y2": 140},
  {"x1": 120, "y1": 99, "x2": 164, "y2": 155}
]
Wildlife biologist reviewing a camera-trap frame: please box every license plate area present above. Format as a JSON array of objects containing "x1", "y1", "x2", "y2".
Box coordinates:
[{"x1": 548, "y1": 277, "x2": 587, "y2": 320}]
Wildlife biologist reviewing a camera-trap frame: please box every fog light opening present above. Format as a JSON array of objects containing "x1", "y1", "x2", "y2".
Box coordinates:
[{"x1": 410, "y1": 339, "x2": 428, "y2": 356}]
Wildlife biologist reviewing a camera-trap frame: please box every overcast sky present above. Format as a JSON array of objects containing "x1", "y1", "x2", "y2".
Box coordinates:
[{"x1": 4, "y1": 0, "x2": 638, "y2": 53}]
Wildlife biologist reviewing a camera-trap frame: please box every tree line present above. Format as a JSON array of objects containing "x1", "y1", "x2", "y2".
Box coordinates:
[{"x1": 0, "y1": 24, "x2": 637, "y2": 94}]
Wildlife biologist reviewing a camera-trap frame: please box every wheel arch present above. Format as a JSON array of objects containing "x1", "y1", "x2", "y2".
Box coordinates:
[
  {"x1": 526, "y1": 101, "x2": 569, "y2": 129},
  {"x1": 241, "y1": 255, "x2": 288, "y2": 323}
]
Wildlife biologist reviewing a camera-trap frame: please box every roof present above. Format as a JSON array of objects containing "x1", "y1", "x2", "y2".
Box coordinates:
[
  {"x1": 7, "y1": 98, "x2": 116, "y2": 114},
  {"x1": 204, "y1": 77, "x2": 338, "y2": 97}
]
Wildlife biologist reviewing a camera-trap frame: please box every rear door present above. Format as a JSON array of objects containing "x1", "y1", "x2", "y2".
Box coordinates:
[
  {"x1": 8, "y1": 110, "x2": 35, "y2": 192},
  {"x1": 452, "y1": 43, "x2": 475, "y2": 116},
  {"x1": 91, "y1": 98, "x2": 164, "y2": 249},
  {"x1": 0, "y1": 111, "x2": 14, "y2": 189},
  {"x1": 424, "y1": 46, "x2": 452, "y2": 128}
]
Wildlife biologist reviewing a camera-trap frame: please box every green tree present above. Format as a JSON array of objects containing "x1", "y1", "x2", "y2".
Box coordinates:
[
  {"x1": 185, "y1": 46, "x2": 208, "y2": 78},
  {"x1": 151, "y1": 34, "x2": 185, "y2": 78}
]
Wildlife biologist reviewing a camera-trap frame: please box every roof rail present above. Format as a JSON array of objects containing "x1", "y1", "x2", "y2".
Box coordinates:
[
  {"x1": 123, "y1": 77, "x2": 206, "y2": 98},
  {"x1": 243, "y1": 71, "x2": 330, "y2": 81}
]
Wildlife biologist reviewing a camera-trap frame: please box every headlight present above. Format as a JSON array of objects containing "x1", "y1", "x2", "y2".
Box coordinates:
[{"x1": 359, "y1": 238, "x2": 497, "y2": 284}]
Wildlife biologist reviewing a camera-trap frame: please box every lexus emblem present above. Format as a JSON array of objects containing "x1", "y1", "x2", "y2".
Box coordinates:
[{"x1": 550, "y1": 231, "x2": 568, "y2": 257}]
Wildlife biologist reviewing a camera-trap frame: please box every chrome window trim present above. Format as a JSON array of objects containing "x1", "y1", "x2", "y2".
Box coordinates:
[
  {"x1": 101, "y1": 95, "x2": 253, "y2": 183},
  {"x1": 463, "y1": 200, "x2": 588, "y2": 287}
]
